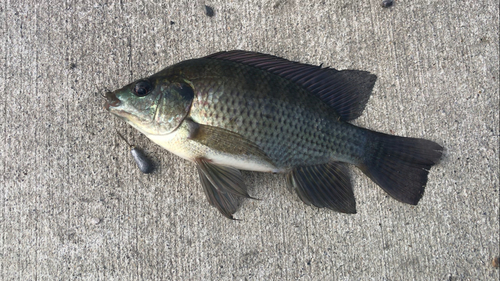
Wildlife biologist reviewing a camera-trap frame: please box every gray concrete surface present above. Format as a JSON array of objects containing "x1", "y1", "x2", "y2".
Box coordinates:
[{"x1": 1, "y1": 0, "x2": 498, "y2": 280}]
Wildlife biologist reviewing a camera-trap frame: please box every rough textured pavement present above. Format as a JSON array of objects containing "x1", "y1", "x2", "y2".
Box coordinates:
[{"x1": 1, "y1": 0, "x2": 498, "y2": 280}]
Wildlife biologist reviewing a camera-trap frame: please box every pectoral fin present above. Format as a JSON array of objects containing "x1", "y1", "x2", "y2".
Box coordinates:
[
  {"x1": 185, "y1": 118, "x2": 272, "y2": 163},
  {"x1": 197, "y1": 165, "x2": 240, "y2": 219},
  {"x1": 286, "y1": 162, "x2": 356, "y2": 213}
]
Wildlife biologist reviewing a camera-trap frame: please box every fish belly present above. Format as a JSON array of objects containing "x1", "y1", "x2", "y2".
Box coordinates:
[{"x1": 146, "y1": 123, "x2": 281, "y2": 173}]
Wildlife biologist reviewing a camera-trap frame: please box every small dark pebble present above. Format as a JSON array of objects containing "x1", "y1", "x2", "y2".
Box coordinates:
[
  {"x1": 381, "y1": 0, "x2": 393, "y2": 8},
  {"x1": 492, "y1": 256, "x2": 500, "y2": 268},
  {"x1": 205, "y1": 5, "x2": 214, "y2": 17}
]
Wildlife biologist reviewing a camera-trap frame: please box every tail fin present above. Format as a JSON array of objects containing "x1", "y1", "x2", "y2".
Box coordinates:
[{"x1": 359, "y1": 131, "x2": 443, "y2": 205}]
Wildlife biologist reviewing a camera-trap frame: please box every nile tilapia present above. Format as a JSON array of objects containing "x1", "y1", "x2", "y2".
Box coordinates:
[{"x1": 104, "y1": 50, "x2": 443, "y2": 219}]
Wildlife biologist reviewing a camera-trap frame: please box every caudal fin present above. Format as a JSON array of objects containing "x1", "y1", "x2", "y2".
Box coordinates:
[{"x1": 359, "y1": 132, "x2": 443, "y2": 205}]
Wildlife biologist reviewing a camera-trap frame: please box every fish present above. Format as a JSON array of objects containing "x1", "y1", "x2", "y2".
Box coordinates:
[{"x1": 104, "y1": 50, "x2": 443, "y2": 219}]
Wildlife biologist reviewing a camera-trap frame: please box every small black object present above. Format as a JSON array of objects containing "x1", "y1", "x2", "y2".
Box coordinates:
[
  {"x1": 130, "y1": 147, "x2": 154, "y2": 173},
  {"x1": 117, "y1": 132, "x2": 154, "y2": 174},
  {"x1": 381, "y1": 0, "x2": 393, "y2": 8},
  {"x1": 205, "y1": 5, "x2": 214, "y2": 17}
]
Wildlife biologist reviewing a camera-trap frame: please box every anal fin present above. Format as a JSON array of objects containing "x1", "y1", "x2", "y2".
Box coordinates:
[{"x1": 286, "y1": 162, "x2": 356, "y2": 213}]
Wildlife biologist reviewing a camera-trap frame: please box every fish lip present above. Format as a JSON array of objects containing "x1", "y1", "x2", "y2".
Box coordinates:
[{"x1": 104, "y1": 91, "x2": 121, "y2": 111}]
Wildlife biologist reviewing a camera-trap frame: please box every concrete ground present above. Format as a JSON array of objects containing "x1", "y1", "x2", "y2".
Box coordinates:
[{"x1": 1, "y1": 0, "x2": 498, "y2": 280}]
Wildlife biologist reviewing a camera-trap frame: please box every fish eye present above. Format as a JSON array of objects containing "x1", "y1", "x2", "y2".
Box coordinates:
[{"x1": 133, "y1": 80, "x2": 153, "y2": 97}]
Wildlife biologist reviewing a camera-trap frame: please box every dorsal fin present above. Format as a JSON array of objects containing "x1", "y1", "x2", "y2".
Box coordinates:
[{"x1": 205, "y1": 50, "x2": 377, "y2": 121}]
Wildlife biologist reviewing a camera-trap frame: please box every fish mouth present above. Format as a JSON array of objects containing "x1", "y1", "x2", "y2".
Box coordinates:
[{"x1": 104, "y1": 91, "x2": 121, "y2": 111}]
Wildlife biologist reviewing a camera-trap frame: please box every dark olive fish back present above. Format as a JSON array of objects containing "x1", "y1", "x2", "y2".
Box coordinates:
[{"x1": 164, "y1": 57, "x2": 367, "y2": 169}]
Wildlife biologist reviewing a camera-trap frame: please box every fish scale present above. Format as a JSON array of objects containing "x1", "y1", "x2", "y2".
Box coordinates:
[
  {"x1": 105, "y1": 50, "x2": 443, "y2": 219},
  {"x1": 178, "y1": 58, "x2": 363, "y2": 168}
]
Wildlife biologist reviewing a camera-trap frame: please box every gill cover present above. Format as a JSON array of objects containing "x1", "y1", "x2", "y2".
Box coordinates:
[{"x1": 155, "y1": 80, "x2": 195, "y2": 135}]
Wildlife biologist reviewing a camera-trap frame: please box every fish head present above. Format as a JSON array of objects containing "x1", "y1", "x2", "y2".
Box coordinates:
[{"x1": 104, "y1": 76, "x2": 194, "y2": 135}]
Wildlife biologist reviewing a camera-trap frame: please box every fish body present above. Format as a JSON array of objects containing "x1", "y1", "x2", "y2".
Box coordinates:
[
  {"x1": 105, "y1": 51, "x2": 443, "y2": 219},
  {"x1": 149, "y1": 58, "x2": 364, "y2": 170}
]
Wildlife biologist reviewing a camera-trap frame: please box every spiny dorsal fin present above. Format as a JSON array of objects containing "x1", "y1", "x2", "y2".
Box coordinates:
[{"x1": 205, "y1": 50, "x2": 377, "y2": 121}]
